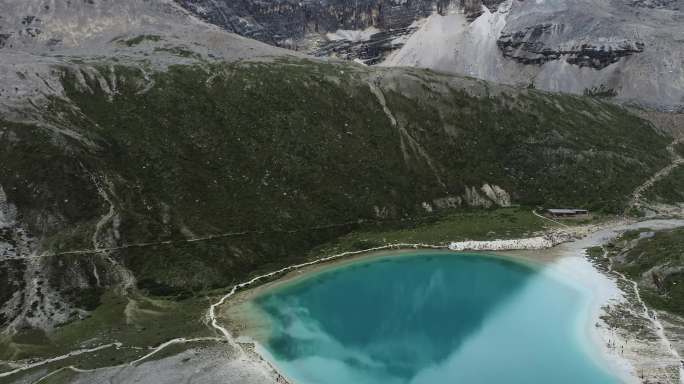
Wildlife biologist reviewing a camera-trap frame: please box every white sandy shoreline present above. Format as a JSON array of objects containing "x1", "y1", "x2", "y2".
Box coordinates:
[
  {"x1": 214, "y1": 217, "x2": 684, "y2": 384},
  {"x1": 540, "y1": 219, "x2": 684, "y2": 384}
]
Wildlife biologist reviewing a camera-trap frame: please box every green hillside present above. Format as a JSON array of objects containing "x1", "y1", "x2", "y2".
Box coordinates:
[{"x1": 0, "y1": 59, "x2": 672, "y2": 296}]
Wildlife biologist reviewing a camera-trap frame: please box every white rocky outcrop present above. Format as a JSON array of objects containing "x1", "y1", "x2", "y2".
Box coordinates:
[
  {"x1": 464, "y1": 186, "x2": 493, "y2": 208},
  {"x1": 462, "y1": 184, "x2": 511, "y2": 208},
  {"x1": 481, "y1": 183, "x2": 511, "y2": 207},
  {"x1": 448, "y1": 233, "x2": 569, "y2": 251}
]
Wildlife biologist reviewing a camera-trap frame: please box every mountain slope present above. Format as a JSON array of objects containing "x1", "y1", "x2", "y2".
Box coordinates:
[
  {"x1": 0, "y1": 0, "x2": 678, "y2": 378},
  {"x1": 0, "y1": 57, "x2": 672, "y2": 335}
]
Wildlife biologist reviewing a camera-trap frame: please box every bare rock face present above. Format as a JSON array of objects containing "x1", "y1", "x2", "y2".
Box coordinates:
[
  {"x1": 464, "y1": 186, "x2": 493, "y2": 208},
  {"x1": 481, "y1": 184, "x2": 511, "y2": 207},
  {"x1": 462, "y1": 185, "x2": 511, "y2": 208},
  {"x1": 172, "y1": 0, "x2": 684, "y2": 109},
  {"x1": 173, "y1": 0, "x2": 442, "y2": 42},
  {"x1": 380, "y1": 0, "x2": 684, "y2": 110},
  {"x1": 497, "y1": 0, "x2": 684, "y2": 110},
  {"x1": 628, "y1": 0, "x2": 683, "y2": 8},
  {"x1": 497, "y1": 24, "x2": 645, "y2": 69},
  {"x1": 173, "y1": 0, "x2": 506, "y2": 63},
  {"x1": 0, "y1": 185, "x2": 35, "y2": 262},
  {"x1": 0, "y1": 182, "x2": 75, "y2": 332},
  {"x1": 0, "y1": 0, "x2": 288, "y2": 61},
  {"x1": 564, "y1": 41, "x2": 645, "y2": 69}
]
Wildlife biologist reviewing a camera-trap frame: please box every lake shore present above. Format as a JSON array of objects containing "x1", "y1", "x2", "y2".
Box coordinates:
[
  {"x1": 501, "y1": 218, "x2": 684, "y2": 384},
  {"x1": 216, "y1": 218, "x2": 684, "y2": 384}
]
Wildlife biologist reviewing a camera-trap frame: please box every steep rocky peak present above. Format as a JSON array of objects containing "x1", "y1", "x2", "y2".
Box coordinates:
[{"x1": 173, "y1": 0, "x2": 505, "y2": 63}]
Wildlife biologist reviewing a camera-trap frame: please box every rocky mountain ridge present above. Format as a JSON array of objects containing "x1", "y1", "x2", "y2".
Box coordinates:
[
  {"x1": 385, "y1": 0, "x2": 684, "y2": 110},
  {"x1": 174, "y1": 0, "x2": 684, "y2": 110},
  {"x1": 497, "y1": 24, "x2": 646, "y2": 69},
  {"x1": 173, "y1": 0, "x2": 505, "y2": 63}
]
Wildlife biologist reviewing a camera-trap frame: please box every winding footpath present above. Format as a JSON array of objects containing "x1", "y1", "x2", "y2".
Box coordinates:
[
  {"x1": 24, "y1": 337, "x2": 222, "y2": 384},
  {"x1": 601, "y1": 246, "x2": 684, "y2": 383},
  {"x1": 532, "y1": 209, "x2": 569, "y2": 228},
  {"x1": 0, "y1": 220, "x2": 371, "y2": 262},
  {"x1": 3, "y1": 337, "x2": 224, "y2": 383},
  {"x1": 29, "y1": 366, "x2": 93, "y2": 384},
  {"x1": 629, "y1": 138, "x2": 684, "y2": 210},
  {"x1": 0, "y1": 343, "x2": 122, "y2": 379},
  {"x1": 128, "y1": 337, "x2": 224, "y2": 365}
]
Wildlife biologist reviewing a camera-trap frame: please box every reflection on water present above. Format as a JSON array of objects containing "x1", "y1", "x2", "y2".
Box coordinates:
[{"x1": 254, "y1": 253, "x2": 618, "y2": 384}]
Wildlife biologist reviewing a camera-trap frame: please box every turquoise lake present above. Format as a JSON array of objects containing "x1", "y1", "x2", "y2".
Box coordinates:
[{"x1": 253, "y1": 252, "x2": 619, "y2": 384}]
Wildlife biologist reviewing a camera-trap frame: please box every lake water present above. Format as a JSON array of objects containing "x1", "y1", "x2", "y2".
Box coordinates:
[{"x1": 251, "y1": 252, "x2": 619, "y2": 384}]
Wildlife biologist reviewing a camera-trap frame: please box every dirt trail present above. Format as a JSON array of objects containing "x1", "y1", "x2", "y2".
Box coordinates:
[
  {"x1": 0, "y1": 343, "x2": 122, "y2": 379},
  {"x1": 532, "y1": 209, "x2": 569, "y2": 228},
  {"x1": 601, "y1": 246, "x2": 684, "y2": 383},
  {"x1": 24, "y1": 338, "x2": 222, "y2": 384},
  {"x1": 0, "y1": 220, "x2": 368, "y2": 262},
  {"x1": 629, "y1": 138, "x2": 684, "y2": 210}
]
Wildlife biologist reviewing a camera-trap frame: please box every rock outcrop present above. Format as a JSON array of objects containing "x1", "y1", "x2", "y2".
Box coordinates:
[
  {"x1": 497, "y1": 24, "x2": 645, "y2": 69},
  {"x1": 628, "y1": 0, "x2": 683, "y2": 8},
  {"x1": 0, "y1": 185, "x2": 35, "y2": 261}
]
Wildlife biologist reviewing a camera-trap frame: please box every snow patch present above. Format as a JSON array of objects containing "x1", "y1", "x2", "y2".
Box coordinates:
[{"x1": 326, "y1": 26, "x2": 380, "y2": 42}]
